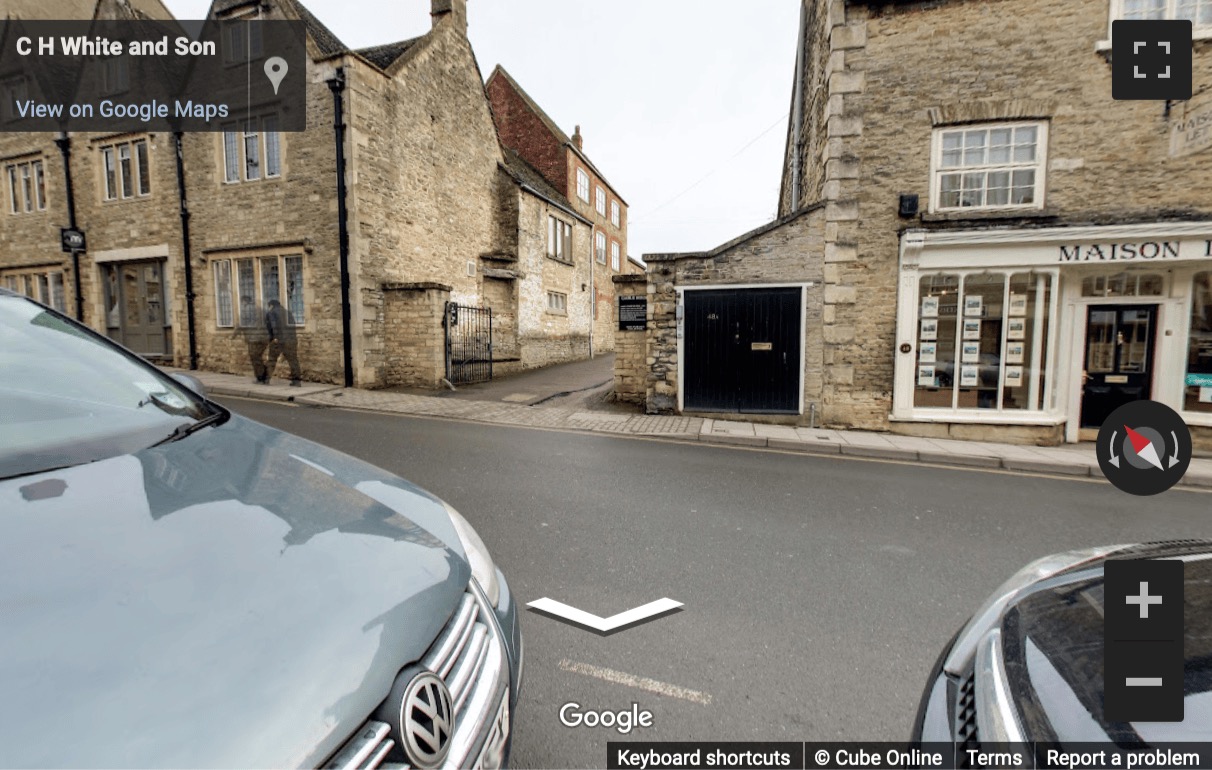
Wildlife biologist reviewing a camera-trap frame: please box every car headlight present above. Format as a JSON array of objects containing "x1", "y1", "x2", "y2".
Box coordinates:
[{"x1": 443, "y1": 502, "x2": 501, "y2": 607}]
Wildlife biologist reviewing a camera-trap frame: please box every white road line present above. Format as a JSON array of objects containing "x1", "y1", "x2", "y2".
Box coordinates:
[{"x1": 558, "y1": 659, "x2": 712, "y2": 706}]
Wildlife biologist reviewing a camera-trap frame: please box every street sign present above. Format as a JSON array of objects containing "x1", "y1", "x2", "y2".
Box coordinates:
[
  {"x1": 60, "y1": 227, "x2": 86, "y2": 253},
  {"x1": 618, "y1": 295, "x2": 647, "y2": 331}
]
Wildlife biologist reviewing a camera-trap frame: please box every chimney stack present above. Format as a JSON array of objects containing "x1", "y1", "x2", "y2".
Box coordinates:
[
  {"x1": 431, "y1": 0, "x2": 468, "y2": 33},
  {"x1": 572, "y1": 125, "x2": 583, "y2": 151}
]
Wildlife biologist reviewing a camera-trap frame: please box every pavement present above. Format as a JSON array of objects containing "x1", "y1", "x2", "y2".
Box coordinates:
[{"x1": 167, "y1": 366, "x2": 1212, "y2": 490}]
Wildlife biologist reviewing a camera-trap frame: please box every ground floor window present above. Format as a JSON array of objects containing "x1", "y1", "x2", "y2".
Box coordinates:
[
  {"x1": 2, "y1": 267, "x2": 66, "y2": 312},
  {"x1": 914, "y1": 270, "x2": 1052, "y2": 411},
  {"x1": 1186, "y1": 271, "x2": 1212, "y2": 414},
  {"x1": 211, "y1": 253, "x2": 304, "y2": 329}
]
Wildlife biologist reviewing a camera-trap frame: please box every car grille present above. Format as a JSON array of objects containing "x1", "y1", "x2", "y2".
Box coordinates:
[
  {"x1": 954, "y1": 672, "x2": 979, "y2": 769},
  {"x1": 324, "y1": 582, "x2": 509, "y2": 770}
]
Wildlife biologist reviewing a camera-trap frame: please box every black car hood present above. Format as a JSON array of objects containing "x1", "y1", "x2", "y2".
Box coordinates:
[
  {"x1": 0, "y1": 414, "x2": 472, "y2": 768},
  {"x1": 1002, "y1": 543, "x2": 1212, "y2": 743}
]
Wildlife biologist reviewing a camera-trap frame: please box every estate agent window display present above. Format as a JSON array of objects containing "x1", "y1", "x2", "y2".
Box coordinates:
[
  {"x1": 1188, "y1": 271, "x2": 1212, "y2": 415},
  {"x1": 913, "y1": 271, "x2": 1052, "y2": 413}
]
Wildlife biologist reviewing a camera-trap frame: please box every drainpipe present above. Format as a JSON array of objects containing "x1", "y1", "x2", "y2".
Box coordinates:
[
  {"x1": 53, "y1": 131, "x2": 83, "y2": 322},
  {"x1": 328, "y1": 67, "x2": 354, "y2": 388},
  {"x1": 173, "y1": 131, "x2": 199, "y2": 370},
  {"x1": 790, "y1": 0, "x2": 807, "y2": 210},
  {"x1": 588, "y1": 223, "x2": 595, "y2": 358}
]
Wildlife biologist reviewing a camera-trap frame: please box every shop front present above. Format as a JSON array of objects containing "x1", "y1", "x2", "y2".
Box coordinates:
[{"x1": 892, "y1": 222, "x2": 1212, "y2": 445}]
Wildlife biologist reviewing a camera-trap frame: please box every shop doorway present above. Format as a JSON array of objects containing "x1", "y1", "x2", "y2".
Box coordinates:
[
  {"x1": 103, "y1": 260, "x2": 168, "y2": 358},
  {"x1": 1080, "y1": 304, "x2": 1156, "y2": 428}
]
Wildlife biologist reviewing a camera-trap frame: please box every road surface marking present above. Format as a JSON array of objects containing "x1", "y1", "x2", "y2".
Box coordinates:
[{"x1": 558, "y1": 659, "x2": 712, "y2": 705}]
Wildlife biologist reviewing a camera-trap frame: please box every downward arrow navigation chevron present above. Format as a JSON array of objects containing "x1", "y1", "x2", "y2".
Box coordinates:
[{"x1": 526, "y1": 597, "x2": 683, "y2": 633}]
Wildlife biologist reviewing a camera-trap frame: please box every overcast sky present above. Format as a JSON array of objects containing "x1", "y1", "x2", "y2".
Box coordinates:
[{"x1": 161, "y1": 0, "x2": 801, "y2": 259}]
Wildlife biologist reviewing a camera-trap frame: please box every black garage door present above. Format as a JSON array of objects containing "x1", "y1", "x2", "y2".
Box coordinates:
[{"x1": 683, "y1": 287, "x2": 802, "y2": 414}]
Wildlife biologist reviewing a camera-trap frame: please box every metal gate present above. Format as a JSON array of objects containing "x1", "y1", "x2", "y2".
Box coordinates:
[{"x1": 445, "y1": 302, "x2": 493, "y2": 385}]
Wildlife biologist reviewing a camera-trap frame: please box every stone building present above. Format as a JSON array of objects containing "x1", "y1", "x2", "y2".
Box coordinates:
[
  {"x1": 0, "y1": 0, "x2": 180, "y2": 356},
  {"x1": 626, "y1": 0, "x2": 1212, "y2": 447},
  {"x1": 486, "y1": 65, "x2": 630, "y2": 354},
  {"x1": 1, "y1": 0, "x2": 603, "y2": 387}
]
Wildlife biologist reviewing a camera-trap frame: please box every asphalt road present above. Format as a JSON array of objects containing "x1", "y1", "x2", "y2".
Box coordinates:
[{"x1": 224, "y1": 397, "x2": 1212, "y2": 769}]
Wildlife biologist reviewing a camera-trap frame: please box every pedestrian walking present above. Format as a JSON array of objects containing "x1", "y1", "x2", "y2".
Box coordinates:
[
  {"x1": 240, "y1": 295, "x2": 269, "y2": 384},
  {"x1": 266, "y1": 299, "x2": 302, "y2": 386}
]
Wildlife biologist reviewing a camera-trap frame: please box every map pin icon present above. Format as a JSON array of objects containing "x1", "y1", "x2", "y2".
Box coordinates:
[{"x1": 264, "y1": 56, "x2": 288, "y2": 95}]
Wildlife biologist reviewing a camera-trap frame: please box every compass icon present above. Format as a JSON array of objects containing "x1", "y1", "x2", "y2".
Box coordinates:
[{"x1": 1097, "y1": 400, "x2": 1192, "y2": 496}]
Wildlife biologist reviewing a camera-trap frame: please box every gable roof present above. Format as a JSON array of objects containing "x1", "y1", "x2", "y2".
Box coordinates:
[
  {"x1": 488, "y1": 64, "x2": 627, "y2": 205},
  {"x1": 355, "y1": 37, "x2": 423, "y2": 69},
  {"x1": 488, "y1": 64, "x2": 571, "y2": 145}
]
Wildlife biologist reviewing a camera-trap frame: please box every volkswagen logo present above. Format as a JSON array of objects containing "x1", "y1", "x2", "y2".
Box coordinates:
[{"x1": 397, "y1": 671, "x2": 455, "y2": 768}]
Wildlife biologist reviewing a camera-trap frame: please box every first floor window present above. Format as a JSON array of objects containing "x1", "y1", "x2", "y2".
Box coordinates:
[
  {"x1": 214, "y1": 260, "x2": 234, "y2": 327},
  {"x1": 611, "y1": 241, "x2": 620, "y2": 271},
  {"x1": 547, "y1": 215, "x2": 572, "y2": 262},
  {"x1": 1119, "y1": 0, "x2": 1212, "y2": 27},
  {"x1": 6, "y1": 159, "x2": 45, "y2": 213},
  {"x1": 1186, "y1": 272, "x2": 1212, "y2": 413},
  {"x1": 595, "y1": 232, "x2": 607, "y2": 264},
  {"x1": 100, "y1": 139, "x2": 150, "y2": 200},
  {"x1": 2, "y1": 268, "x2": 66, "y2": 311},
  {"x1": 576, "y1": 168, "x2": 589, "y2": 202},
  {"x1": 611, "y1": 200, "x2": 620, "y2": 227},
  {"x1": 212, "y1": 254, "x2": 305, "y2": 329},
  {"x1": 547, "y1": 291, "x2": 567, "y2": 314},
  {"x1": 222, "y1": 116, "x2": 282, "y2": 183},
  {"x1": 913, "y1": 271, "x2": 1052, "y2": 412},
  {"x1": 933, "y1": 122, "x2": 1045, "y2": 212}
]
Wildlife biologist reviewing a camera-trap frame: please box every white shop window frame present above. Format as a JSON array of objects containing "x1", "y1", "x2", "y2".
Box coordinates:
[
  {"x1": 896, "y1": 222, "x2": 1212, "y2": 437},
  {"x1": 893, "y1": 255, "x2": 1063, "y2": 425},
  {"x1": 928, "y1": 121, "x2": 1049, "y2": 214}
]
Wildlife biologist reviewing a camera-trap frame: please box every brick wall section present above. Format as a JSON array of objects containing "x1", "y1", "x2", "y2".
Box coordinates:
[
  {"x1": 382, "y1": 282, "x2": 450, "y2": 388},
  {"x1": 485, "y1": 74, "x2": 567, "y2": 194},
  {"x1": 643, "y1": 205, "x2": 826, "y2": 420},
  {"x1": 611, "y1": 273, "x2": 647, "y2": 404}
]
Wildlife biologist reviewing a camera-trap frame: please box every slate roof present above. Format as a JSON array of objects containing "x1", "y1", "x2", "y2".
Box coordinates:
[
  {"x1": 499, "y1": 148, "x2": 592, "y2": 224},
  {"x1": 354, "y1": 37, "x2": 423, "y2": 70}
]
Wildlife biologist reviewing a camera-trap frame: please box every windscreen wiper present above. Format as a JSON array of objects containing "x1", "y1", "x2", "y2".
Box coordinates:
[{"x1": 151, "y1": 407, "x2": 229, "y2": 447}]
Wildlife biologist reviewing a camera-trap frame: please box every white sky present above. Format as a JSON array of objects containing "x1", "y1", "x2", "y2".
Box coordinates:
[{"x1": 161, "y1": 0, "x2": 801, "y2": 259}]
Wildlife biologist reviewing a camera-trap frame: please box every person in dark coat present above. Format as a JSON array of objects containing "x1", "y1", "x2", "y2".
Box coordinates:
[
  {"x1": 240, "y1": 295, "x2": 269, "y2": 384},
  {"x1": 265, "y1": 299, "x2": 302, "y2": 386}
]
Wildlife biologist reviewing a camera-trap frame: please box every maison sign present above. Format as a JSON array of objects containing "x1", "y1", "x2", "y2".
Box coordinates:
[
  {"x1": 1057, "y1": 239, "x2": 1211, "y2": 262},
  {"x1": 1170, "y1": 98, "x2": 1212, "y2": 158}
]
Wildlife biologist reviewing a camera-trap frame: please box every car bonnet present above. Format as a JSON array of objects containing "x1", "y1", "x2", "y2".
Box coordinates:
[
  {"x1": 0, "y1": 414, "x2": 472, "y2": 768},
  {"x1": 1000, "y1": 549, "x2": 1212, "y2": 744}
]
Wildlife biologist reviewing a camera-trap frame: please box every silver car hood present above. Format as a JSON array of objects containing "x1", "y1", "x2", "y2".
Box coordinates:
[{"x1": 0, "y1": 415, "x2": 471, "y2": 769}]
